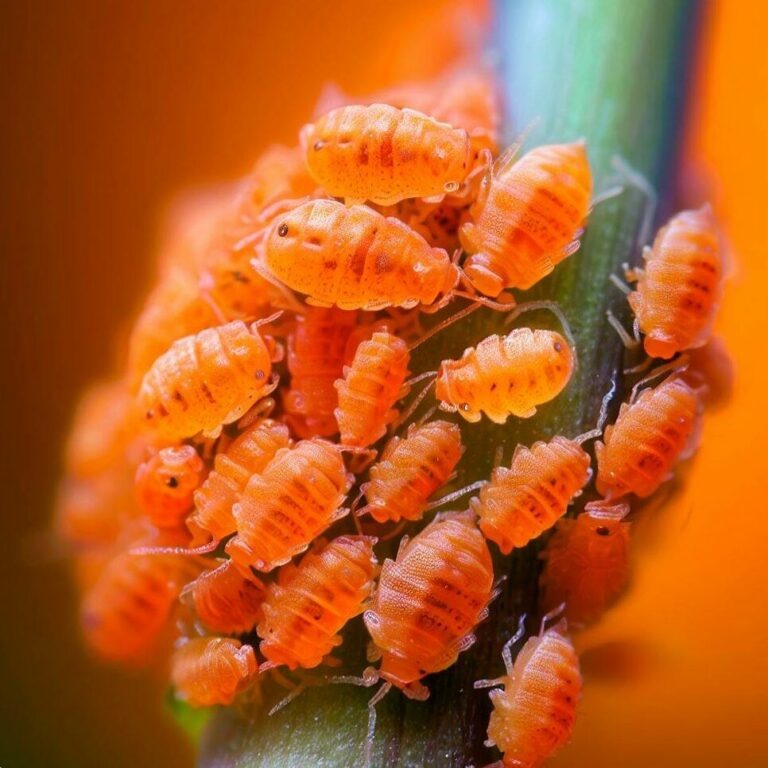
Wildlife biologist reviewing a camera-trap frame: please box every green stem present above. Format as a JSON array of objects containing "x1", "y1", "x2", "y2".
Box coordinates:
[{"x1": 198, "y1": 1, "x2": 700, "y2": 765}]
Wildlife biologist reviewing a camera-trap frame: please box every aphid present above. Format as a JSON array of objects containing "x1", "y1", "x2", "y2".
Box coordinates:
[
  {"x1": 334, "y1": 329, "x2": 411, "y2": 447},
  {"x1": 436, "y1": 327, "x2": 574, "y2": 423},
  {"x1": 137, "y1": 318, "x2": 279, "y2": 441},
  {"x1": 189, "y1": 417, "x2": 291, "y2": 544},
  {"x1": 300, "y1": 104, "x2": 472, "y2": 205},
  {"x1": 258, "y1": 536, "x2": 377, "y2": 670},
  {"x1": 358, "y1": 420, "x2": 463, "y2": 523},
  {"x1": 627, "y1": 205, "x2": 722, "y2": 359},
  {"x1": 262, "y1": 198, "x2": 458, "y2": 311},
  {"x1": 472, "y1": 436, "x2": 593, "y2": 554},
  {"x1": 476, "y1": 618, "x2": 581, "y2": 767},
  {"x1": 461, "y1": 142, "x2": 593, "y2": 297},
  {"x1": 283, "y1": 307, "x2": 359, "y2": 438},
  {"x1": 226, "y1": 438, "x2": 353, "y2": 573},
  {"x1": 595, "y1": 376, "x2": 699, "y2": 499},
  {"x1": 364, "y1": 512, "x2": 494, "y2": 700},
  {"x1": 135, "y1": 445, "x2": 205, "y2": 529},
  {"x1": 539, "y1": 501, "x2": 632, "y2": 625},
  {"x1": 171, "y1": 637, "x2": 258, "y2": 707},
  {"x1": 186, "y1": 559, "x2": 268, "y2": 635},
  {"x1": 80, "y1": 550, "x2": 205, "y2": 663}
]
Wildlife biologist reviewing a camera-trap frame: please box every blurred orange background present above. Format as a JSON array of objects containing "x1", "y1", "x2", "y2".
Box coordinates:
[{"x1": 0, "y1": 1, "x2": 765, "y2": 767}]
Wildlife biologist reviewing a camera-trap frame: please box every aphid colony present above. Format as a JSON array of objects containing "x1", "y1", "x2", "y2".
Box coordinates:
[{"x1": 55, "y1": 64, "x2": 725, "y2": 767}]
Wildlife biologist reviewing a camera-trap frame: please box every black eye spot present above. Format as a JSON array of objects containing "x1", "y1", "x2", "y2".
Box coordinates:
[
  {"x1": 278, "y1": 223, "x2": 289, "y2": 237},
  {"x1": 167, "y1": 476, "x2": 179, "y2": 489},
  {"x1": 596, "y1": 526, "x2": 610, "y2": 536},
  {"x1": 554, "y1": 341, "x2": 563, "y2": 352},
  {"x1": 313, "y1": 140, "x2": 325, "y2": 151}
]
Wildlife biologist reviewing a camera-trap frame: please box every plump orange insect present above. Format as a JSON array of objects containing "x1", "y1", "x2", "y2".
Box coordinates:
[
  {"x1": 171, "y1": 637, "x2": 258, "y2": 707},
  {"x1": 539, "y1": 501, "x2": 631, "y2": 625},
  {"x1": 263, "y1": 199, "x2": 458, "y2": 311},
  {"x1": 595, "y1": 376, "x2": 699, "y2": 499},
  {"x1": 460, "y1": 142, "x2": 593, "y2": 297},
  {"x1": 472, "y1": 436, "x2": 593, "y2": 555},
  {"x1": 258, "y1": 536, "x2": 377, "y2": 670},
  {"x1": 283, "y1": 307, "x2": 359, "y2": 437},
  {"x1": 364, "y1": 512, "x2": 494, "y2": 700},
  {"x1": 627, "y1": 205, "x2": 722, "y2": 359},
  {"x1": 137, "y1": 319, "x2": 279, "y2": 441},
  {"x1": 300, "y1": 104, "x2": 472, "y2": 205},
  {"x1": 358, "y1": 420, "x2": 463, "y2": 523},
  {"x1": 476, "y1": 618, "x2": 581, "y2": 767},
  {"x1": 334, "y1": 330, "x2": 411, "y2": 447},
  {"x1": 189, "y1": 417, "x2": 291, "y2": 544},
  {"x1": 226, "y1": 438, "x2": 352, "y2": 573},
  {"x1": 135, "y1": 445, "x2": 205, "y2": 529},
  {"x1": 435, "y1": 328, "x2": 574, "y2": 423}
]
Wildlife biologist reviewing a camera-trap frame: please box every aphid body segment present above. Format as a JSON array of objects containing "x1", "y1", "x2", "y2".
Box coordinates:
[
  {"x1": 461, "y1": 142, "x2": 592, "y2": 297},
  {"x1": 264, "y1": 199, "x2": 458, "y2": 311},
  {"x1": 595, "y1": 376, "x2": 699, "y2": 499},
  {"x1": 301, "y1": 104, "x2": 472, "y2": 205},
  {"x1": 473, "y1": 436, "x2": 592, "y2": 554},
  {"x1": 171, "y1": 637, "x2": 257, "y2": 707},
  {"x1": 629, "y1": 205, "x2": 722, "y2": 359},
  {"x1": 360, "y1": 420, "x2": 463, "y2": 523},
  {"x1": 540, "y1": 501, "x2": 631, "y2": 625},
  {"x1": 258, "y1": 536, "x2": 377, "y2": 669},
  {"x1": 364, "y1": 513, "x2": 494, "y2": 699},
  {"x1": 226, "y1": 438, "x2": 352, "y2": 573},
  {"x1": 436, "y1": 328, "x2": 573, "y2": 423}
]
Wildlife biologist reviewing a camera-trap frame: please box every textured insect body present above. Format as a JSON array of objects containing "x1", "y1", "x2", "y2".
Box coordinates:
[
  {"x1": 461, "y1": 142, "x2": 593, "y2": 297},
  {"x1": 540, "y1": 501, "x2": 631, "y2": 625},
  {"x1": 301, "y1": 104, "x2": 472, "y2": 205},
  {"x1": 137, "y1": 320, "x2": 277, "y2": 441},
  {"x1": 473, "y1": 436, "x2": 592, "y2": 554},
  {"x1": 628, "y1": 206, "x2": 722, "y2": 359},
  {"x1": 226, "y1": 438, "x2": 352, "y2": 573},
  {"x1": 135, "y1": 446, "x2": 205, "y2": 529},
  {"x1": 188, "y1": 560, "x2": 268, "y2": 634},
  {"x1": 189, "y1": 418, "x2": 291, "y2": 543},
  {"x1": 258, "y1": 536, "x2": 377, "y2": 669},
  {"x1": 596, "y1": 376, "x2": 699, "y2": 499},
  {"x1": 264, "y1": 199, "x2": 458, "y2": 311},
  {"x1": 171, "y1": 637, "x2": 257, "y2": 707},
  {"x1": 481, "y1": 621, "x2": 581, "y2": 767},
  {"x1": 436, "y1": 328, "x2": 574, "y2": 423},
  {"x1": 360, "y1": 420, "x2": 463, "y2": 523},
  {"x1": 283, "y1": 307, "x2": 359, "y2": 437},
  {"x1": 364, "y1": 513, "x2": 494, "y2": 699},
  {"x1": 334, "y1": 330, "x2": 411, "y2": 447}
]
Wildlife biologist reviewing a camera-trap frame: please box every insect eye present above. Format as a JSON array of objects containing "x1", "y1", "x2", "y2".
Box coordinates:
[
  {"x1": 595, "y1": 526, "x2": 610, "y2": 536},
  {"x1": 460, "y1": 403, "x2": 470, "y2": 412},
  {"x1": 278, "y1": 223, "x2": 289, "y2": 237},
  {"x1": 166, "y1": 476, "x2": 179, "y2": 489},
  {"x1": 313, "y1": 140, "x2": 325, "y2": 151},
  {"x1": 553, "y1": 341, "x2": 563, "y2": 352}
]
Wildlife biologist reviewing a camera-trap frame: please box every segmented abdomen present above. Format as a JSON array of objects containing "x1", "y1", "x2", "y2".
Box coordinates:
[{"x1": 258, "y1": 536, "x2": 377, "y2": 669}]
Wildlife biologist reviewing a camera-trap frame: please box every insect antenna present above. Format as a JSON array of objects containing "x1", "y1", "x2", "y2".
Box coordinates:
[
  {"x1": 129, "y1": 540, "x2": 219, "y2": 557},
  {"x1": 574, "y1": 379, "x2": 617, "y2": 444},
  {"x1": 425, "y1": 480, "x2": 486, "y2": 511},
  {"x1": 392, "y1": 375, "x2": 437, "y2": 432},
  {"x1": 630, "y1": 354, "x2": 690, "y2": 403}
]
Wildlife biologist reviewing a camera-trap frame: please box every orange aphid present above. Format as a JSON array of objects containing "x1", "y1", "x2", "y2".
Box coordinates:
[
  {"x1": 80, "y1": 550, "x2": 205, "y2": 663},
  {"x1": 540, "y1": 501, "x2": 631, "y2": 625},
  {"x1": 137, "y1": 320, "x2": 278, "y2": 441},
  {"x1": 628, "y1": 205, "x2": 723, "y2": 359},
  {"x1": 472, "y1": 436, "x2": 592, "y2": 555},
  {"x1": 171, "y1": 637, "x2": 258, "y2": 707},
  {"x1": 359, "y1": 420, "x2": 463, "y2": 523},
  {"x1": 364, "y1": 512, "x2": 494, "y2": 699},
  {"x1": 258, "y1": 536, "x2": 377, "y2": 670},
  {"x1": 226, "y1": 438, "x2": 352, "y2": 573},
  {"x1": 478, "y1": 620, "x2": 581, "y2": 767},
  {"x1": 461, "y1": 142, "x2": 593, "y2": 297},
  {"x1": 435, "y1": 328, "x2": 574, "y2": 423},
  {"x1": 283, "y1": 307, "x2": 359, "y2": 438},
  {"x1": 334, "y1": 330, "x2": 411, "y2": 447},
  {"x1": 263, "y1": 199, "x2": 458, "y2": 311},
  {"x1": 189, "y1": 417, "x2": 291, "y2": 543},
  {"x1": 187, "y1": 560, "x2": 267, "y2": 635},
  {"x1": 135, "y1": 445, "x2": 205, "y2": 529},
  {"x1": 595, "y1": 376, "x2": 699, "y2": 499},
  {"x1": 300, "y1": 104, "x2": 472, "y2": 205}
]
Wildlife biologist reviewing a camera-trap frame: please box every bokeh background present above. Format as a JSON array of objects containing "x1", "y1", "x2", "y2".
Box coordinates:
[{"x1": 1, "y1": 1, "x2": 766, "y2": 766}]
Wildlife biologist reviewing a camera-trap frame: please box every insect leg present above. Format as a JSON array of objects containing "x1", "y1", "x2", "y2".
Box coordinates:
[{"x1": 364, "y1": 681, "x2": 393, "y2": 768}]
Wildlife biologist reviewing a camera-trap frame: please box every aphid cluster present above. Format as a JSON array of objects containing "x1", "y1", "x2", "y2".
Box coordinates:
[{"x1": 55, "y1": 63, "x2": 725, "y2": 766}]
